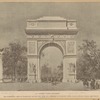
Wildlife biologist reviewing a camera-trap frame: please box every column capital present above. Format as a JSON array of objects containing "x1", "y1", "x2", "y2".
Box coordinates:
[
  {"x1": 28, "y1": 55, "x2": 39, "y2": 58},
  {"x1": 63, "y1": 55, "x2": 76, "y2": 58}
]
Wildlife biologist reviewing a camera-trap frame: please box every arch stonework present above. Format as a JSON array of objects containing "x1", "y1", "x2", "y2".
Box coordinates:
[
  {"x1": 25, "y1": 16, "x2": 78, "y2": 83},
  {"x1": 38, "y1": 42, "x2": 65, "y2": 56}
]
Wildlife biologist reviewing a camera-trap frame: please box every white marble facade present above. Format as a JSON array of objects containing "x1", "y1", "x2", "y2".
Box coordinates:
[{"x1": 25, "y1": 16, "x2": 78, "y2": 83}]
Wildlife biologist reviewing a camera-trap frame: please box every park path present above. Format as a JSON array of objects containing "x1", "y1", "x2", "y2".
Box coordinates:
[{"x1": 0, "y1": 82, "x2": 87, "y2": 91}]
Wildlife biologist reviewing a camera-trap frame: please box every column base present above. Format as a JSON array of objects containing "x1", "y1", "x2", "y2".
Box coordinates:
[
  {"x1": 27, "y1": 79, "x2": 41, "y2": 83},
  {"x1": 62, "y1": 78, "x2": 76, "y2": 83},
  {"x1": 27, "y1": 75, "x2": 41, "y2": 83},
  {"x1": 37, "y1": 79, "x2": 41, "y2": 83},
  {"x1": 27, "y1": 79, "x2": 36, "y2": 83},
  {"x1": 62, "y1": 78, "x2": 68, "y2": 82},
  {"x1": 27, "y1": 75, "x2": 37, "y2": 83},
  {"x1": 0, "y1": 79, "x2": 3, "y2": 83}
]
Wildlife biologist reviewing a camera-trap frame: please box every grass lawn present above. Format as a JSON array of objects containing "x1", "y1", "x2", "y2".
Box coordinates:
[{"x1": 0, "y1": 82, "x2": 88, "y2": 91}]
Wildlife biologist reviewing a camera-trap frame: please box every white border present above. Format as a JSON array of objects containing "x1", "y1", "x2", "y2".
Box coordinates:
[{"x1": 0, "y1": 91, "x2": 100, "y2": 98}]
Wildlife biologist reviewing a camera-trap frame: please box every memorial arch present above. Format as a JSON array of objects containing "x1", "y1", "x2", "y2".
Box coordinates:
[{"x1": 25, "y1": 16, "x2": 78, "y2": 83}]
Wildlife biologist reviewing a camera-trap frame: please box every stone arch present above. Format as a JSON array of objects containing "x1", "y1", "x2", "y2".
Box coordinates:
[
  {"x1": 26, "y1": 16, "x2": 78, "y2": 83},
  {"x1": 38, "y1": 42, "x2": 65, "y2": 57}
]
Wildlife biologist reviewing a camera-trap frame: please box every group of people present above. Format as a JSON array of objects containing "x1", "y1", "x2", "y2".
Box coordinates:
[{"x1": 83, "y1": 79, "x2": 100, "y2": 89}]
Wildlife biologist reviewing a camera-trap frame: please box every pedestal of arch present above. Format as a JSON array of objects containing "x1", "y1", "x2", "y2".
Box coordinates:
[
  {"x1": 63, "y1": 56, "x2": 76, "y2": 83},
  {"x1": 27, "y1": 55, "x2": 41, "y2": 83}
]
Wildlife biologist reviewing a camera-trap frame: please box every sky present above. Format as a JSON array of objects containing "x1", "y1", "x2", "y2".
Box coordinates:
[{"x1": 0, "y1": 2, "x2": 100, "y2": 48}]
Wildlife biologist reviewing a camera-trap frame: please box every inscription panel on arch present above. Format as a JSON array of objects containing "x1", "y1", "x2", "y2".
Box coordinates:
[{"x1": 27, "y1": 41, "x2": 37, "y2": 55}]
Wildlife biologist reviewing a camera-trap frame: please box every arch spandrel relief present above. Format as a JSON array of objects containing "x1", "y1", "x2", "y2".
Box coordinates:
[{"x1": 27, "y1": 41, "x2": 37, "y2": 55}]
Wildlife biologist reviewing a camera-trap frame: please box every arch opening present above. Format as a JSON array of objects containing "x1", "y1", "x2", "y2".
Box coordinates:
[
  {"x1": 39, "y1": 43, "x2": 63, "y2": 83},
  {"x1": 39, "y1": 42, "x2": 64, "y2": 56}
]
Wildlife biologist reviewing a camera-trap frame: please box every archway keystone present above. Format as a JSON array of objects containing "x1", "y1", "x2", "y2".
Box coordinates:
[{"x1": 25, "y1": 16, "x2": 78, "y2": 83}]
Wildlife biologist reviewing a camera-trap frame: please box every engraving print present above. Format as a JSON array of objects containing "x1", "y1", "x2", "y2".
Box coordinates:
[{"x1": 0, "y1": 2, "x2": 100, "y2": 92}]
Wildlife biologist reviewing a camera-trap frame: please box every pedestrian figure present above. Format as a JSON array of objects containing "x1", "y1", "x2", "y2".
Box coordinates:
[
  {"x1": 96, "y1": 81, "x2": 99, "y2": 89},
  {"x1": 90, "y1": 79, "x2": 95, "y2": 89},
  {"x1": 86, "y1": 80, "x2": 89, "y2": 87},
  {"x1": 51, "y1": 76, "x2": 57, "y2": 85},
  {"x1": 83, "y1": 79, "x2": 89, "y2": 88},
  {"x1": 95, "y1": 80, "x2": 100, "y2": 89}
]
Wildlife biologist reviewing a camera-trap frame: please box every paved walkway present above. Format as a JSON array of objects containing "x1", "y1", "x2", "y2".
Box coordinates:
[{"x1": 0, "y1": 82, "x2": 88, "y2": 91}]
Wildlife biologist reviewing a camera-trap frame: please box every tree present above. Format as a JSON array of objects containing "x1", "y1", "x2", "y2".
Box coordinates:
[
  {"x1": 2, "y1": 41, "x2": 27, "y2": 82},
  {"x1": 77, "y1": 40, "x2": 100, "y2": 80}
]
